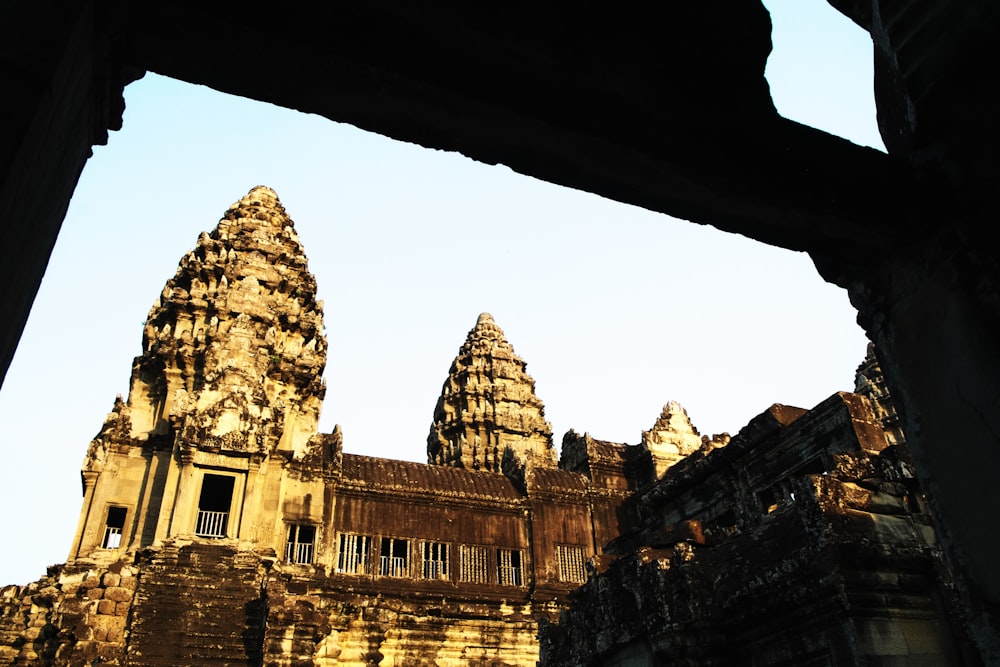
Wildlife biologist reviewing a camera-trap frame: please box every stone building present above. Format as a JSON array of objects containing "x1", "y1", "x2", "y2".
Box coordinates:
[
  {"x1": 540, "y1": 349, "x2": 975, "y2": 665},
  {"x1": 6, "y1": 3, "x2": 1000, "y2": 659},
  {"x1": 0, "y1": 188, "x2": 971, "y2": 665},
  {"x1": 0, "y1": 187, "x2": 644, "y2": 665}
]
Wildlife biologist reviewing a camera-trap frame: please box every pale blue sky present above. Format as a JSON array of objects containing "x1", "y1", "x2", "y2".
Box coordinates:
[{"x1": 0, "y1": 1, "x2": 879, "y2": 584}]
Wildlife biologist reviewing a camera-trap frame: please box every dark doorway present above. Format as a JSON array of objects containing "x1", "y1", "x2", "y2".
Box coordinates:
[
  {"x1": 195, "y1": 474, "x2": 234, "y2": 537},
  {"x1": 102, "y1": 506, "x2": 127, "y2": 548}
]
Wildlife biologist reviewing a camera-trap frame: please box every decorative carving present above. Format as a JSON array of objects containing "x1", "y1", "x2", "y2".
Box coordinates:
[
  {"x1": 87, "y1": 186, "x2": 327, "y2": 461},
  {"x1": 640, "y1": 401, "x2": 704, "y2": 477},
  {"x1": 428, "y1": 313, "x2": 555, "y2": 472}
]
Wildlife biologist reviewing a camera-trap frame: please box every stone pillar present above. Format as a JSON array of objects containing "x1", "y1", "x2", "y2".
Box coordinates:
[
  {"x1": 845, "y1": 230, "x2": 1000, "y2": 662},
  {"x1": 238, "y1": 457, "x2": 263, "y2": 544},
  {"x1": 68, "y1": 470, "x2": 100, "y2": 560},
  {"x1": 164, "y1": 448, "x2": 197, "y2": 538}
]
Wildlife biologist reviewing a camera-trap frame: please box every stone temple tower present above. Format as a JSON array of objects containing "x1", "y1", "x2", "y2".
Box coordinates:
[
  {"x1": 70, "y1": 186, "x2": 338, "y2": 563},
  {"x1": 427, "y1": 312, "x2": 555, "y2": 472}
]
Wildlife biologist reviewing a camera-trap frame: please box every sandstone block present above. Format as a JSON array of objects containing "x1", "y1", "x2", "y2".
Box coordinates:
[
  {"x1": 36, "y1": 585, "x2": 59, "y2": 601},
  {"x1": 103, "y1": 586, "x2": 132, "y2": 602},
  {"x1": 97, "y1": 599, "x2": 117, "y2": 615},
  {"x1": 102, "y1": 573, "x2": 121, "y2": 587}
]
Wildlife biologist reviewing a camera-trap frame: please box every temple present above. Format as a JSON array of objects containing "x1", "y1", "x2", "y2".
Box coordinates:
[
  {"x1": 0, "y1": 188, "x2": 975, "y2": 665},
  {"x1": 5, "y1": 2, "x2": 1000, "y2": 658}
]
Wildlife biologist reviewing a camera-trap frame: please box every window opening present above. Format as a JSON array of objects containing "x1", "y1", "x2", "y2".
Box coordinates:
[
  {"x1": 195, "y1": 474, "x2": 234, "y2": 537},
  {"x1": 497, "y1": 548, "x2": 524, "y2": 586},
  {"x1": 380, "y1": 537, "x2": 410, "y2": 577},
  {"x1": 337, "y1": 533, "x2": 371, "y2": 574},
  {"x1": 285, "y1": 524, "x2": 316, "y2": 564},
  {"x1": 556, "y1": 545, "x2": 587, "y2": 583},
  {"x1": 422, "y1": 541, "x2": 449, "y2": 579},
  {"x1": 102, "y1": 506, "x2": 127, "y2": 549},
  {"x1": 459, "y1": 545, "x2": 490, "y2": 583}
]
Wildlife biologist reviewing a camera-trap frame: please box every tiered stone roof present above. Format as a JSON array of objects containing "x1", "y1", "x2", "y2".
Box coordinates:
[
  {"x1": 427, "y1": 312, "x2": 555, "y2": 472},
  {"x1": 86, "y1": 186, "x2": 327, "y2": 466}
]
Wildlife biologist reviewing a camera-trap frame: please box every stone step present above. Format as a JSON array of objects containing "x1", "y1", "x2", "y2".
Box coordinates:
[{"x1": 126, "y1": 544, "x2": 265, "y2": 666}]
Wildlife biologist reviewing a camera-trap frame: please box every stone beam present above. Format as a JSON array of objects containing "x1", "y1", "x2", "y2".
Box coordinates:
[
  {"x1": 0, "y1": 1, "x2": 929, "y2": 389},
  {"x1": 115, "y1": 2, "x2": 926, "y2": 256},
  {"x1": 0, "y1": 1, "x2": 998, "y2": 659},
  {"x1": 0, "y1": 1, "x2": 135, "y2": 388}
]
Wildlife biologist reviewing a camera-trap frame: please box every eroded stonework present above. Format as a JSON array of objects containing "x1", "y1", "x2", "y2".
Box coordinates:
[
  {"x1": 427, "y1": 312, "x2": 555, "y2": 472},
  {"x1": 0, "y1": 188, "x2": 973, "y2": 665},
  {"x1": 0, "y1": 189, "x2": 615, "y2": 666},
  {"x1": 95, "y1": 184, "x2": 327, "y2": 460},
  {"x1": 541, "y1": 390, "x2": 971, "y2": 666},
  {"x1": 640, "y1": 401, "x2": 710, "y2": 477}
]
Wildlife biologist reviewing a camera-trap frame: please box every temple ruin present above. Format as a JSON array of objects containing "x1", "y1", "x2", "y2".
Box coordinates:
[
  {"x1": 0, "y1": 187, "x2": 976, "y2": 665},
  {"x1": 5, "y1": 1, "x2": 1000, "y2": 660}
]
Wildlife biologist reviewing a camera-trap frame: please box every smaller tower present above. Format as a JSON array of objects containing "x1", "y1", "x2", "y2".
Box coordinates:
[
  {"x1": 427, "y1": 313, "x2": 555, "y2": 472},
  {"x1": 640, "y1": 401, "x2": 704, "y2": 477}
]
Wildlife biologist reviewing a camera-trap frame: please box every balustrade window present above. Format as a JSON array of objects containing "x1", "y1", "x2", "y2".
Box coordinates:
[
  {"x1": 337, "y1": 533, "x2": 371, "y2": 574},
  {"x1": 421, "y1": 541, "x2": 449, "y2": 579},
  {"x1": 497, "y1": 548, "x2": 524, "y2": 586},
  {"x1": 102, "y1": 506, "x2": 127, "y2": 549},
  {"x1": 556, "y1": 545, "x2": 587, "y2": 583},
  {"x1": 380, "y1": 537, "x2": 410, "y2": 577},
  {"x1": 460, "y1": 545, "x2": 490, "y2": 583},
  {"x1": 285, "y1": 524, "x2": 316, "y2": 564},
  {"x1": 195, "y1": 474, "x2": 234, "y2": 538}
]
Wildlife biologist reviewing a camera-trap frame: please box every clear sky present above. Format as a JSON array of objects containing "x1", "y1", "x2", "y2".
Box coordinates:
[{"x1": 0, "y1": 1, "x2": 881, "y2": 584}]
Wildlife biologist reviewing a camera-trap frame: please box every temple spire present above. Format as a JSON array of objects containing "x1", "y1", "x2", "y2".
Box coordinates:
[
  {"x1": 428, "y1": 313, "x2": 555, "y2": 472},
  {"x1": 86, "y1": 186, "x2": 327, "y2": 465}
]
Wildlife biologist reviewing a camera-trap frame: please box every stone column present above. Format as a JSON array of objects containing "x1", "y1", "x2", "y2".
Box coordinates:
[
  {"x1": 164, "y1": 448, "x2": 198, "y2": 538},
  {"x1": 68, "y1": 470, "x2": 100, "y2": 560}
]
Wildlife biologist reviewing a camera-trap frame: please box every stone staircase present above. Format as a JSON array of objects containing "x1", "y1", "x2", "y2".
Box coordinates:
[{"x1": 126, "y1": 542, "x2": 267, "y2": 666}]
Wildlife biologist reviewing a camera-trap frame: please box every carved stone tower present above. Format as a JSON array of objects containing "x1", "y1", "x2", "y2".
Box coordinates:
[
  {"x1": 70, "y1": 186, "x2": 336, "y2": 563},
  {"x1": 427, "y1": 312, "x2": 555, "y2": 472},
  {"x1": 127, "y1": 185, "x2": 326, "y2": 456},
  {"x1": 640, "y1": 401, "x2": 705, "y2": 477}
]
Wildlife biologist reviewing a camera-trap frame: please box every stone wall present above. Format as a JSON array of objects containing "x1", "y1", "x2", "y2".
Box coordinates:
[
  {"x1": 539, "y1": 395, "x2": 976, "y2": 665},
  {"x1": 0, "y1": 560, "x2": 135, "y2": 666},
  {"x1": 0, "y1": 543, "x2": 555, "y2": 666}
]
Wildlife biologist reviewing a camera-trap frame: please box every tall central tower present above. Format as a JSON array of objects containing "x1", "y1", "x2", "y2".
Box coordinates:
[{"x1": 70, "y1": 186, "x2": 334, "y2": 562}]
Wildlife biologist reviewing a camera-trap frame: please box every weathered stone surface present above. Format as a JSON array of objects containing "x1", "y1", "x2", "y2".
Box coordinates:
[
  {"x1": 640, "y1": 401, "x2": 707, "y2": 477},
  {"x1": 855, "y1": 341, "x2": 906, "y2": 448},
  {"x1": 0, "y1": 187, "x2": 974, "y2": 665},
  {"x1": 541, "y1": 391, "x2": 973, "y2": 666},
  {"x1": 0, "y1": 561, "x2": 134, "y2": 666},
  {"x1": 4, "y1": 3, "x2": 1000, "y2": 658},
  {"x1": 90, "y1": 185, "x2": 327, "y2": 461},
  {"x1": 0, "y1": 189, "x2": 620, "y2": 666},
  {"x1": 428, "y1": 312, "x2": 555, "y2": 472}
]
